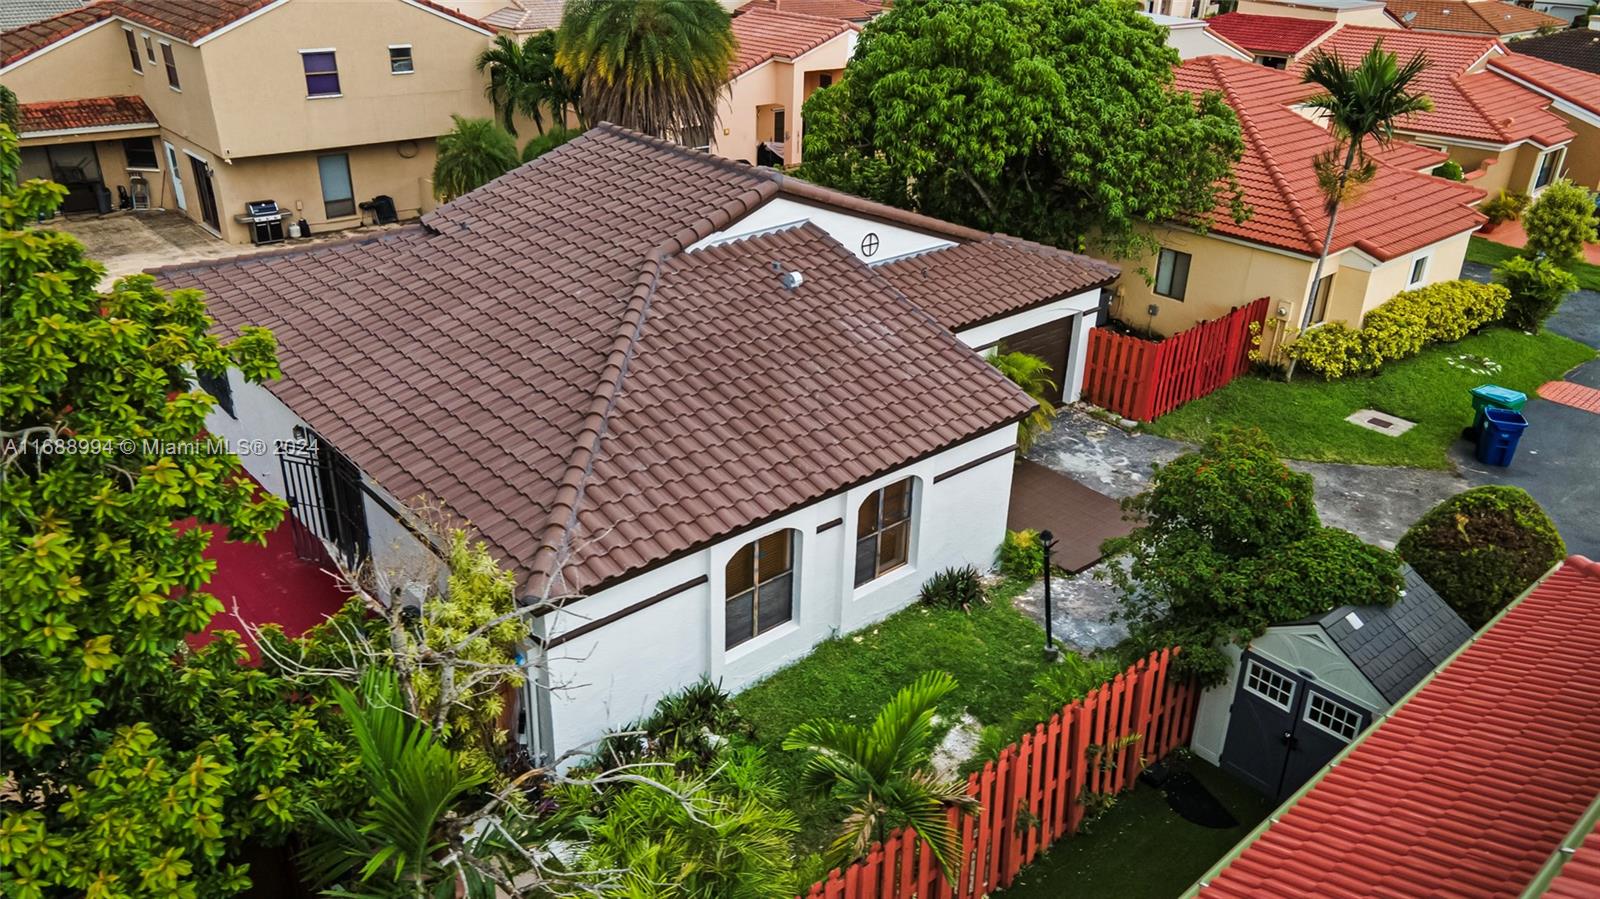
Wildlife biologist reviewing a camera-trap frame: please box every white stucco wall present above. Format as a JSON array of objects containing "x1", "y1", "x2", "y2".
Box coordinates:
[
  {"x1": 955, "y1": 288, "x2": 1103, "y2": 404},
  {"x1": 689, "y1": 197, "x2": 957, "y2": 264},
  {"x1": 536, "y1": 424, "x2": 1019, "y2": 760}
]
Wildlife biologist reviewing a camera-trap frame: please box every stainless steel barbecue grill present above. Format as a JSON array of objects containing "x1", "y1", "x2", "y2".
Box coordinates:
[{"x1": 235, "y1": 199, "x2": 288, "y2": 245}]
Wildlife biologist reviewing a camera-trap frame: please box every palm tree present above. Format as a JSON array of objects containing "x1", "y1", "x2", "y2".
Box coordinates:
[
  {"x1": 783, "y1": 672, "x2": 978, "y2": 886},
  {"x1": 476, "y1": 31, "x2": 580, "y2": 137},
  {"x1": 555, "y1": 0, "x2": 735, "y2": 142},
  {"x1": 433, "y1": 115, "x2": 520, "y2": 201},
  {"x1": 1296, "y1": 43, "x2": 1432, "y2": 336},
  {"x1": 990, "y1": 350, "x2": 1058, "y2": 451}
]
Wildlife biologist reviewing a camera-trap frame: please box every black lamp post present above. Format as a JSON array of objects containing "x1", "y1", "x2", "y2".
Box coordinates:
[{"x1": 1039, "y1": 530, "x2": 1060, "y2": 662}]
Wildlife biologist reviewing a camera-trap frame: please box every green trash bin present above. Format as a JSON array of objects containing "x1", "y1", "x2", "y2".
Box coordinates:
[{"x1": 1469, "y1": 384, "x2": 1527, "y2": 437}]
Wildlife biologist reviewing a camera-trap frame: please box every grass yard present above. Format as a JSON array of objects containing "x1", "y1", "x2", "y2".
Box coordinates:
[
  {"x1": 999, "y1": 761, "x2": 1274, "y2": 899},
  {"x1": 733, "y1": 579, "x2": 1050, "y2": 853},
  {"x1": 1146, "y1": 326, "x2": 1594, "y2": 469},
  {"x1": 1465, "y1": 236, "x2": 1600, "y2": 292}
]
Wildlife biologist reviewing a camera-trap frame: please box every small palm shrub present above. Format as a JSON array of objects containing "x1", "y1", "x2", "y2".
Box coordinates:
[
  {"x1": 1481, "y1": 189, "x2": 1530, "y2": 227},
  {"x1": 594, "y1": 676, "x2": 749, "y2": 771},
  {"x1": 521, "y1": 125, "x2": 582, "y2": 163},
  {"x1": 997, "y1": 529, "x2": 1045, "y2": 580},
  {"x1": 1287, "y1": 280, "x2": 1507, "y2": 378},
  {"x1": 919, "y1": 565, "x2": 985, "y2": 611},
  {"x1": 990, "y1": 351, "x2": 1058, "y2": 451},
  {"x1": 1523, "y1": 179, "x2": 1599, "y2": 266},
  {"x1": 1495, "y1": 255, "x2": 1578, "y2": 332},
  {"x1": 433, "y1": 115, "x2": 520, "y2": 201},
  {"x1": 1397, "y1": 486, "x2": 1565, "y2": 629}
]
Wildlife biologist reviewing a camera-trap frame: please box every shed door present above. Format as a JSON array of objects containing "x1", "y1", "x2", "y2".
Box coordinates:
[
  {"x1": 1220, "y1": 653, "x2": 1371, "y2": 801},
  {"x1": 998, "y1": 316, "x2": 1072, "y2": 402}
]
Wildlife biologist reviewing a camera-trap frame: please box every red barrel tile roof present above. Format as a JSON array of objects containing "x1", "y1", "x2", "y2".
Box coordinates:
[
  {"x1": 1206, "y1": 12, "x2": 1335, "y2": 56},
  {"x1": 1293, "y1": 26, "x2": 1574, "y2": 147},
  {"x1": 155, "y1": 125, "x2": 1106, "y2": 598},
  {"x1": 1489, "y1": 52, "x2": 1600, "y2": 119},
  {"x1": 1544, "y1": 822, "x2": 1600, "y2": 897},
  {"x1": 1174, "y1": 56, "x2": 1485, "y2": 260},
  {"x1": 1387, "y1": 0, "x2": 1566, "y2": 36},
  {"x1": 737, "y1": 0, "x2": 883, "y2": 22},
  {"x1": 1202, "y1": 555, "x2": 1600, "y2": 898},
  {"x1": 16, "y1": 94, "x2": 154, "y2": 133},
  {"x1": 729, "y1": 6, "x2": 856, "y2": 77}
]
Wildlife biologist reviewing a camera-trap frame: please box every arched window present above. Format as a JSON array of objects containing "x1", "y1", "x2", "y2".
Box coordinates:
[
  {"x1": 726, "y1": 529, "x2": 795, "y2": 649},
  {"x1": 855, "y1": 478, "x2": 913, "y2": 587}
]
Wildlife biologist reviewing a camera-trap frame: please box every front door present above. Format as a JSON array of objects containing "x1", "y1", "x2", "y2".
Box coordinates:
[
  {"x1": 188, "y1": 154, "x2": 221, "y2": 232},
  {"x1": 1220, "y1": 653, "x2": 1371, "y2": 801},
  {"x1": 164, "y1": 141, "x2": 186, "y2": 211}
]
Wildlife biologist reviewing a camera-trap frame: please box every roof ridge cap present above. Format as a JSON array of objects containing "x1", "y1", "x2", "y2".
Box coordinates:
[{"x1": 1222, "y1": 58, "x2": 1326, "y2": 254}]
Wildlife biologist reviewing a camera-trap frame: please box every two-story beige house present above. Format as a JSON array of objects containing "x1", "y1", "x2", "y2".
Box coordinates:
[
  {"x1": 2, "y1": 0, "x2": 495, "y2": 244},
  {"x1": 711, "y1": 6, "x2": 857, "y2": 167}
]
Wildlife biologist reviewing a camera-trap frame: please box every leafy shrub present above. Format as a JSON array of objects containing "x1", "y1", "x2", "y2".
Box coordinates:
[
  {"x1": 998, "y1": 529, "x2": 1045, "y2": 580},
  {"x1": 1008, "y1": 655, "x2": 1123, "y2": 733},
  {"x1": 990, "y1": 351, "x2": 1058, "y2": 451},
  {"x1": 595, "y1": 677, "x2": 750, "y2": 770},
  {"x1": 1287, "y1": 280, "x2": 1507, "y2": 378},
  {"x1": 1523, "y1": 179, "x2": 1599, "y2": 267},
  {"x1": 1494, "y1": 255, "x2": 1578, "y2": 331},
  {"x1": 1397, "y1": 486, "x2": 1566, "y2": 629},
  {"x1": 1480, "y1": 189, "x2": 1529, "y2": 227},
  {"x1": 919, "y1": 565, "x2": 986, "y2": 611},
  {"x1": 1431, "y1": 159, "x2": 1463, "y2": 181},
  {"x1": 520, "y1": 125, "x2": 582, "y2": 163}
]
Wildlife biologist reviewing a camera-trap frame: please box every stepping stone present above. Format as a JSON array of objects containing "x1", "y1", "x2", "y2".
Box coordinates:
[
  {"x1": 1538, "y1": 381, "x2": 1600, "y2": 414},
  {"x1": 1345, "y1": 409, "x2": 1416, "y2": 436}
]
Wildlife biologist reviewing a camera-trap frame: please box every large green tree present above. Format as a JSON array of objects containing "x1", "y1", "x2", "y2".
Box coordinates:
[
  {"x1": 556, "y1": 0, "x2": 734, "y2": 142},
  {"x1": 797, "y1": 0, "x2": 1245, "y2": 256}
]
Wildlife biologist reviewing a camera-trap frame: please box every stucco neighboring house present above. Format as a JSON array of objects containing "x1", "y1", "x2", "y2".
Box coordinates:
[
  {"x1": 1144, "y1": 12, "x2": 1254, "y2": 61},
  {"x1": 1206, "y1": 11, "x2": 1338, "y2": 66},
  {"x1": 1385, "y1": 0, "x2": 1567, "y2": 37},
  {"x1": 736, "y1": 0, "x2": 885, "y2": 21},
  {"x1": 711, "y1": 6, "x2": 856, "y2": 167},
  {"x1": 1487, "y1": 51, "x2": 1600, "y2": 188},
  {"x1": 1511, "y1": 22, "x2": 1600, "y2": 75},
  {"x1": 1143, "y1": 0, "x2": 1223, "y2": 19},
  {"x1": 1111, "y1": 56, "x2": 1484, "y2": 348},
  {"x1": 154, "y1": 124, "x2": 1118, "y2": 762},
  {"x1": 1300, "y1": 26, "x2": 1576, "y2": 200},
  {"x1": 1, "y1": 0, "x2": 496, "y2": 244},
  {"x1": 1234, "y1": 0, "x2": 1401, "y2": 28}
]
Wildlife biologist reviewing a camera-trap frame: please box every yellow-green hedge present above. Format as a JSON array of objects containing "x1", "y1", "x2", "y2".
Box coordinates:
[{"x1": 1287, "y1": 279, "x2": 1508, "y2": 379}]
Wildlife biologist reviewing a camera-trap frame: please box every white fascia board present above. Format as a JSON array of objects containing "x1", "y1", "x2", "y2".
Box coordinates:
[{"x1": 21, "y1": 122, "x2": 158, "y2": 139}]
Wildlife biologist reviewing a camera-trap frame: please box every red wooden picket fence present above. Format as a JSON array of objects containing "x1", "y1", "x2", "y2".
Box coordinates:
[
  {"x1": 800, "y1": 648, "x2": 1199, "y2": 899},
  {"x1": 1083, "y1": 297, "x2": 1270, "y2": 422}
]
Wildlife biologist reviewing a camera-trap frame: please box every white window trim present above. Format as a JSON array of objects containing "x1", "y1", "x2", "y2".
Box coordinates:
[
  {"x1": 1302, "y1": 693, "x2": 1361, "y2": 742},
  {"x1": 1242, "y1": 660, "x2": 1294, "y2": 712},
  {"x1": 1408, "y1": 255, "x2": 1429, "y2": 286},
  {"x1": 388, "y1": 43, "x2": 415, "y2": 75},
  {"x1": 1528, "y1": 146, "x2": 1566, "y2": 195},
  {"x1": 299, "y1": 48, "x2": 342, "y2": 99}
]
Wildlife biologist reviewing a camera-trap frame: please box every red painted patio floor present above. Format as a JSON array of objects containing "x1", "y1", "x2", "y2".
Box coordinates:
[{"x1": 1539, "y1": 380, "x2": 1600, "y2": 414}]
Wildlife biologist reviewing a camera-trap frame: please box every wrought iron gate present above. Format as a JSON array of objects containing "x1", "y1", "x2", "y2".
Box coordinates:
[{"x1": 277, "y1": 429, "x2": 371, "y2": 570}]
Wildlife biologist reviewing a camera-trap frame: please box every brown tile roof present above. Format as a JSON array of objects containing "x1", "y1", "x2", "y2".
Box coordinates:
[
  {"x1": 1490, "y1": 52, "x2": 1600, "y2": 119},
  {"x1": 737, "y1": 0, "x2": 883, "y2": 22},
  {"x1": 1295, "y1": 27, "x2": 1573, "y2": 146},
  {"x1": 1, "y1": 4, "x2": 109, "y2": 66},
  {"x1": 16, "y1": 94, "x2": 154, "y2": 133},
  {"x1": 729, "y1": 7, "x2": 856, "y2": 77},
  {"x1": 1510, "y1": 27, "x2": 1600, "y2": 77},
  {"x1": 877, "y1": 237, "x2": 1116, "y2": 331},
  {"x1": 154, "y1": 125, "x2": 1077, "y2": 597},
  {"x1": 1174, "y1": 56, "x2": 1486, "y2": 260},
  {"x1": 1386, "y1": 0, "x2": 1566, "y2": 35}
]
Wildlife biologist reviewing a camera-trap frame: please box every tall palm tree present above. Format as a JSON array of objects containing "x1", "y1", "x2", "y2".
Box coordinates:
[
  {"x1": 555, "y1": 0, "x2": 735, "y2": 142},
  {"x1": 476, "y1": 31, "x2": 580, "y2": 137},
  {"x1": 783, "y1": 672, "x2": 978, "y2": 886},
  {"x1": 1296, "y1": 43, "x2": 1433, "y2": 335},
  {"x1": 989, "y1": 350, "x2": 1058, "y2": 452},
  {"x1": 433, "y1": 115, "x2": 520, "y2": 201}
]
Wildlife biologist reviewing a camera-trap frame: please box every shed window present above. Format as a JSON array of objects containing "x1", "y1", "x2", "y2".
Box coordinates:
[
  {"x1": 1155, "y1": 248, "x2": 1190, "y2": 301},
  {"x1": 317, "y1": 153, "x2": 355, "y2": 218},
  {"x1": 389, "y1": 45, "x2": 414, "y2": 74},
  {"x1": 124, "y1": 28, "x2": 142, "y2": 72},
  {"x1": 1304, "y1": 693, "x2": 1362, "y2": 741},
  {"x1": 160, "y1": 42, "x2": 180, "y2": 90},
  {"x1": 855, "y1": 478, "x2": 913, "y2": 587},
  {"x1": 123, "y1": 137, "x2": 159, "y2": 170},
  {"x1": 1243, "y1": 660, "x2": 1294, "y2": 712},
  {"x1": 726, "y1": 530, "x2": 795, "y2": 649},
  {"x1": 301, "y1": 50, "x2": 341, "y2": 97}
]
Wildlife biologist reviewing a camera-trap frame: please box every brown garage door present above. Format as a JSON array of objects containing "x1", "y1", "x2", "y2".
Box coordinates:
[{"x1": 999, "y1": 317, "x2": 1071, "y2": 402}]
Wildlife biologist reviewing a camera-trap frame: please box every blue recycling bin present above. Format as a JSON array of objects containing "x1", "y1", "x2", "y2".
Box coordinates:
[
  {"x1": 1475, "y1": 407, "x2": 1528, "y2": 466},
  {"x1": 1469, "y1": 384, "x2": 1526, "y2": 437}
]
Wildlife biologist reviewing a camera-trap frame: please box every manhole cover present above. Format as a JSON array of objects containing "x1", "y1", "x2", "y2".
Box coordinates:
[{"x1": 1345, "y1": 409, "x2": 1416, "y2": 436}]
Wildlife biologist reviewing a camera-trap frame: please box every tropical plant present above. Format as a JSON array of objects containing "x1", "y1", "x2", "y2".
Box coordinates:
[
  {"x1": 477, "y1": 31, "x2": 580, "y2": 137},
  {"x1": 1431, "y1": 159, "x2": 1463, "y2": 181},
  {"x1": 1007, "y1": 655, "x2": 1122, "y2": 734},
  {"x1": 919, "y1": 565, "x2": 986, "y2": 611},
  {"x1": 1296, "y1": 42, "x2": 1433, "y2": 337},
  {"x1": 1102, "y1": 428, "x2": 1402, "y2": 684},
  {"x1": 990, "y1": 350, "x2": 1058, "y2": 451},
  {"x1": 1495, "y1": 254, "x2": 1577, "y2": 331},
  {"x1": 783, "y1": 672, "x2": 978, "y2": 885},
  {"x1": 521, "y1": 126, "x2": 583, "y2": 163},
  {"x1": 433, "y1": 115, "x2": 520, "y2": 201},
  {"x1": 0, "y1": 84, "x2": 16, "y2": 130},
  {"x1": 1522, "y1": 178, "x2": 1599, "y2": 266},
  {"x1": 1480, "y1": 189, "x2": 1530, "y2": 227},
  {"x1": 555, "y1": 0, "x2": 735, "y2": 141},
  {"x1": 997, "y1": 528, "x2": 1046, "y2": 580},
  {"x1": 798, "y1": 0, "x2": 1245, "y2": 258},
  {"x1": 1397, "y1": 486, "x2": 1565, "y2": 628}
]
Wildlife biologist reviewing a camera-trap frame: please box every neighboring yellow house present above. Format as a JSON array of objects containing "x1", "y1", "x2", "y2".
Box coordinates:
[
  {"x1": 1110, "y1": 57, "x2": 1485, "y2": 358},
  {"x1": 1486, "y1": 52, "x2": 1600, "y2": 191},
  {"x1": 711, "y1": 6, "x2": 857, "y2": 167},
  {"x1": 2, "y1": 0, "x2": 496, "y2": 244}
]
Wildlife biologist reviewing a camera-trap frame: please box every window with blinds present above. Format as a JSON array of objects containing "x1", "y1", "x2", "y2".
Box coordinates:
[{"x1": 725, "y1": 529, "x2": 795, "y2": 650}]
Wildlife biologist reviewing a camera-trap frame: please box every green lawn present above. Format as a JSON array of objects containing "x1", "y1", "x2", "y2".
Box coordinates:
[
  {"x1": 733, "y1": 580, "x2": 1050, "y2": 853},
  {"x1": 998, "y1": 761, "x2": 1274, "y2": 899},
  {"x1": 1145, "y1": 326, "x2": 1594, "y2": 469},
  {"x1": 1465, "y1": 236, "x2": 1600, "y2": 292}
]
